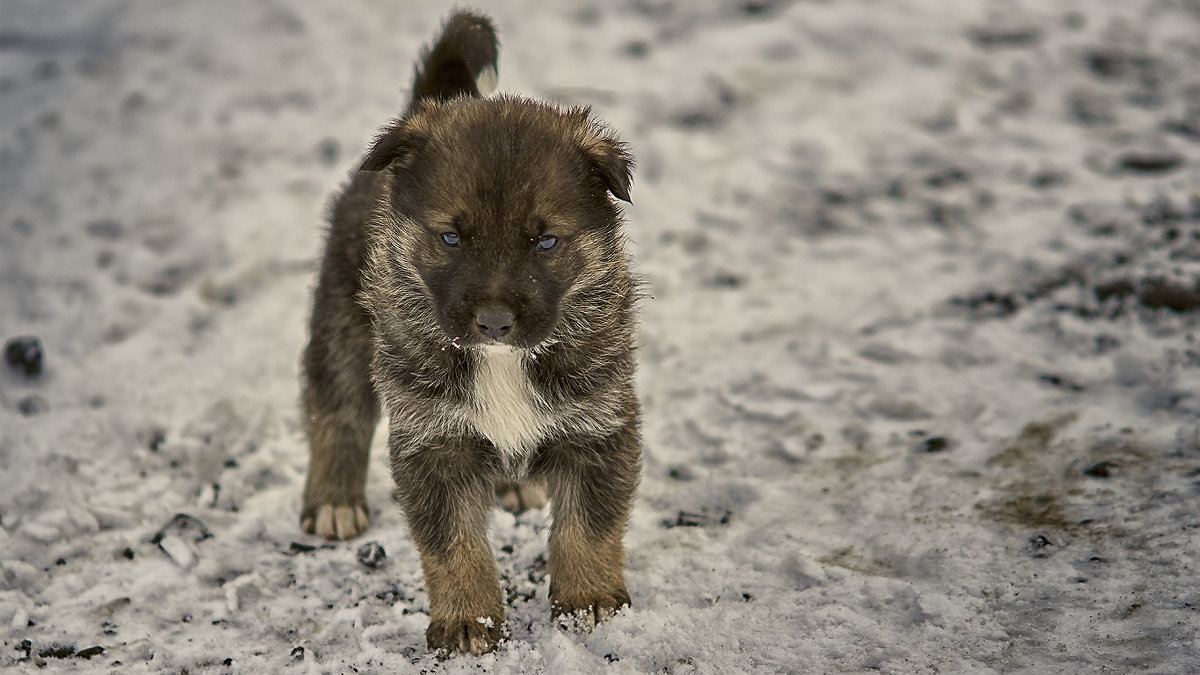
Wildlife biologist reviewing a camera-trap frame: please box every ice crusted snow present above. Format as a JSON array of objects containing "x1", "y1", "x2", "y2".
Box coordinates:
[{"x1": 2, "y1": 0, "x2": 1199, "y2": 671}]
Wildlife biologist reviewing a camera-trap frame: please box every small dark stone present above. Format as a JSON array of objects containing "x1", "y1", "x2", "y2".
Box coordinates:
[
  {"x1": 75, "y1": 646, "x2": 104, "y2": 659},
  {"x1": 667, "y1": 465, "x2": 694, "y2": 481},
  {"x1": 1028, "y1": 534, "x2": 1053, "y2": 549},
  {"x1": 662, "y1": 508, "x2": 732, "y2": 529},
  {"x1": 121, "y1": 547, "x2": 135, "y2": 560},
  {"x1": 1037, "y1": 373, "x2": 1085, "y2": 392},
  {"x1": 223, "y1": 657, "x2": 233, "y2": 666},
  {"x1": 1083, "y1": 460, "x2": 1118, "y2": 478},
  {"x1": 1085, "y1": 50, "x2": 1125, "y2": 78},
  {"x1": 742, "y1": 592, "x2": 754, "y2": 602},
  {"x1": 1116, "y1": 151, "x2": 1183, "y2": 175},
  {"x1": 1094, "y1": 278, "x2": 1136, "y2": 304},
  {"x1": 17, "y1": 395, "x2": 49, "y2": 416},
  {"x1": 291, "y1": 646, "x2": 305, "y2": 661},
  {"x1": 151, "y1": 513, "x2": 212, "y2": 545},
  {"x1": 4, "y1": 336, "x2": 44, "y2": 377},
  {"x1": 38, "y1": 645, "x2": 76, "y2": 659},
  {"x1": 605, "y1": 653, "x2": 620, "y2": 663},
  {"x1": 1139, "y1": 278, "x2": 1200, "y2": 312},
  {"x1": 356, "y1": 541, "x2": 387, "y2": 570},
  {"x1": 18, "y1": 639, "x2": 31, "y2": 659},
  {"x1": 949, "y1": 290, "x2": 1020, "y2": 318},
  {"x1": 917, "y1": 436, "x2": 952, "y2": 453},
  {"x1": 285, "y1": 541, "x2": 318, "y2": 555},
  {"x1": 147, "y1": 429, "x2": 166, "y2": 452}
]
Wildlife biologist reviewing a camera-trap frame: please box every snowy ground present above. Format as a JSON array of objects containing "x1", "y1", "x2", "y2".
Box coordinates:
[{"x1": 2, "y1": 0, "x2": 1199, "y2": 671}]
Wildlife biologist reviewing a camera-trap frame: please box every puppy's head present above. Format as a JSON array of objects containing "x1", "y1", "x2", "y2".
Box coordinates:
[{"x1": 362, "y1": 97, "x2": 633, "y2": 350}]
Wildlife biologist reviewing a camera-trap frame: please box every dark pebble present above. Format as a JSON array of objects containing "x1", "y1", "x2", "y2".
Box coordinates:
[
  {"x1": 147, "y1": 429, "x2": 166, "y2": 452},
  {"x1": 151, "y1": 513, "x2": 212, "y2": 545},
  {"x1": 285, "y1": 541, "x2": 335, "y2": 556},
  {"x1": 75, "y1": 646, "x2": 104, "y2": 659},
  {"x1": 1117, "y1": 151, "x2": 1183, "y2": 174},
  {"x1": 662, "y1": 508, "x2": 732, "y2": 529},
  {"x1": 667, "y1": 465, "x2": 695, "y2": 481},
  {"x1": 1037, "y1": 373, "x2": 1085, "y2": 392},
  {"x1": 356, "y1": 541, "x2": 387, "y2": 570},
  {"x1": 1083, "y1": 460, "x2": 1119, "y2": 478},
  {"x1": 291, "y1": 646, "x2": 305, "y2": 660},
  {"x1": 918, "y1": 436, "x2": 952, "y2": 453},
  {"x1": 1027, "y1": 534, "x2": 1055, "y2": 557},
  {"x1": 1139, "y1": 278, "x2": 1200, "y2": 312},
  {"x1": 38, "y1": 645, "x2": 76, "y2": 659},
  {"x1": 4, "y1": 336, "x2": 44, "y2": 377},
  {"x1": 17, "y1": 395, "x2": 49, "y2": 416}
]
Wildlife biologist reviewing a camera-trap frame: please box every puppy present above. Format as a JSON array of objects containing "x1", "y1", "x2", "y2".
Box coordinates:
[{"x1": 299, "y1": 11, "x2": 641, "y2": 655}]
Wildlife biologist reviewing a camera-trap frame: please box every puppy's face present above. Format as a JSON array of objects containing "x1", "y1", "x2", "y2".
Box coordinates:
[{"x1": 363, "y1": 97, "x2": 632, "y2": 350}]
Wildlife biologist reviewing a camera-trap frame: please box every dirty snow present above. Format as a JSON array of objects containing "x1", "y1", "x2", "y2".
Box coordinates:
[{"x1": 2, "y1": 0, "x2": 1199, "y2": 671}]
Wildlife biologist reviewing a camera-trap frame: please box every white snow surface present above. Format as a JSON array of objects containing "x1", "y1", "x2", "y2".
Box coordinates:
[{"x1": 2, "y1": 0, "x2": 1199, "y2": 671}]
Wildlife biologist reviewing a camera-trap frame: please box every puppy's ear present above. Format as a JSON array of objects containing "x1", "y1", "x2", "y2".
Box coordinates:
[
  {"x1": 574, "y1": 110, "x2": 634, "y2": 203},
  {"x1": 360, "y1": 119, "x2": 426, "y2": 172}
]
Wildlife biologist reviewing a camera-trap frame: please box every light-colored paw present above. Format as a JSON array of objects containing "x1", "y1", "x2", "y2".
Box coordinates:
[
  {"x1": 302, "y1": 503, "x2": 369, "y2": 540},
  {"x1": 427, "y1": 615, "x2": 504, "y2": 657},
  {"x1": 495, "y1": 479, "x2": 547, "y2": 513},
  {"x1": 552, "y1": 589, "x2": 631, "y2": 631}
]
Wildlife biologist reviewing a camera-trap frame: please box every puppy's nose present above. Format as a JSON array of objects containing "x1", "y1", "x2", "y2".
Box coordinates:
[{"x1": 475, "y1": 308, "x2": 514, "y2": 340}]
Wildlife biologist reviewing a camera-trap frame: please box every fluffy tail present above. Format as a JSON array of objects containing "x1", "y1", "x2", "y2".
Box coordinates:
[{"x1": 409, "y1": 11, "x2": 499, "y2": 108}]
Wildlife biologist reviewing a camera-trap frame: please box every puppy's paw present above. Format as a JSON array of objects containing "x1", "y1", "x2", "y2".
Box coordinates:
[
  {"x1": 495, "y1": 479, "x2": 547, "y2": 513},
  {"x1": 551, "y1": 589, "x2": 631, "y2": 631},
  {"x1": 426, "y1": 615, "x2": 505, "y2": 656},
  {"x1": 301, "y1": 502, "x2": 369, "y2": 540}
]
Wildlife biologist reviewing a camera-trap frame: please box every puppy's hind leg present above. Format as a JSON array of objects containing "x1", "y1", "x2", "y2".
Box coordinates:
[{"x1": 300, "y1": 285, "x2": 378, "y2": 540}]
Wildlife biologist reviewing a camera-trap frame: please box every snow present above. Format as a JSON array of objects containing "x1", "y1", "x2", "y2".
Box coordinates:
[{"x1": 2, "y1": 0, "x2": 1199, "y2": 671}]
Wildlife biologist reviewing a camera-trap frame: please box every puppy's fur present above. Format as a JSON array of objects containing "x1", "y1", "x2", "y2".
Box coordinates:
[{"x1": 300, "y1": 11, "x2": 641, "y2": 655}]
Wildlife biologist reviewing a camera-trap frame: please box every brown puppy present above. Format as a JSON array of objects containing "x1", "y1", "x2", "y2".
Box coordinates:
[{"x1": 299, "y1": 11, "x2": 641, "y2": 656}]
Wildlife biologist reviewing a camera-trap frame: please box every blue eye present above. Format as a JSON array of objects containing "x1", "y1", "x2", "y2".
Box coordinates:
[
  {"x1": 537, "y1": 235, "x2": 558, "y2": 251},
  {"x1": 441, "y1": 232, "x2": 461, "y2": 247}
]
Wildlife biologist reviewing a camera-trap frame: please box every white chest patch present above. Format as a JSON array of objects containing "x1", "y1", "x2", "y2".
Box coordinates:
[{"x1": 469, "y1": 345, "x2": 554, "y2": 459}]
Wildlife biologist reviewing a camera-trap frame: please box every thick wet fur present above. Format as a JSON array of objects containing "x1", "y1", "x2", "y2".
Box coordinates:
[{"x1": 300, "y1": 10, "x2": 641, "y2": 656}]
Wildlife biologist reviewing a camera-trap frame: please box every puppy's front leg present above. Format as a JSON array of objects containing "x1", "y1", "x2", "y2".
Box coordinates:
[
  {"x1": 542, "y1": 421, "x2": 641, "y2": 628},
  {"x1": 390, "y1": 431, "x2": 505, "y2": 655}
]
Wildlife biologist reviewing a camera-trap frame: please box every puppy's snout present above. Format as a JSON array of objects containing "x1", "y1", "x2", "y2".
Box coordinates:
[{"x1": 475, "y1": 308, "x2": 515, "y2": 340}]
